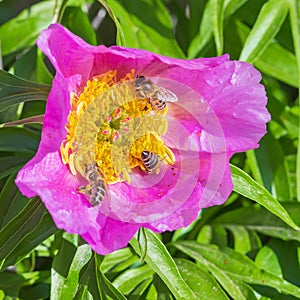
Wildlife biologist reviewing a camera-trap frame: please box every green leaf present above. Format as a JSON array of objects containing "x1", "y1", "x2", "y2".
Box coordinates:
[
  {"x1": 254, "y1": 41, "x2": 299, "y2": 88},
  {"x1": 172, "y1": 241, "x2": 300, "y2": 298},
  {"x1": 71, "y1": 253, "x2": 126, "y2": 300},
  {"x1": 188, "y1": 0, "x2": 248, "y2": 58},
  {"x1": 0, "y1": 127, "x2": 40, "y2": 153},
  {"x1": 101, "y1": 248, "x2": 139, "y2": 273},
  {"x1": 211, "y1": 0, "x2": 225, "y2": 55},
  {"x1": 255, "y1": 132, "x2": 291, "y2": 201},
  {"x1": 205, "y1": 262, "x2": 257, "y2": 300},
  {"x1": 230, "y1": 164, "x2": 299, "y2": 230},
  {"x1": 1, "y1": 212, "x2": 57, "y2": 270},
  {"x1": 0, "y1": 155, "x2": 32, "y2": 180},
  {"x1": 0, "y1": 1, "x2": 54, "y2": 56},
  {"x1": 36, "y1": 49, "x2": 54, "y2": 85},
  {"x1": 0, "y1": 70, "x2": 50, "y2": 112},
  {"x1": 0, "y1": 173, "x2": 29, "y2": 229},
  {"x1": 98, "y1": 0, "x2": 126, "y2": 46},
  {"x1": 0, "y1": 272, "x2": 25, "y2": 297},
  {"x1": 239, "y1": 0, "x2": 289, "y2": 63},
  {"x1": 61, "y1": 6, "x2": 97, "y2": 45},
  {"x1": 255, "y1": 245, "x2": 282, "y2": 277},
  {"x1": 113, "y1": 264, "x2": 153, "y2": 294},
  {"x1": 51, "y1": 240, "x2": 92, "y2": 300},
  {"x1": 212, "y1": 203, "x2": 300, "y2": 242},
  {"x1": 130, "y1": 229, "x2": 197, "y2": 300},
  {"x1": 0, "y1": 198, "x2": 47, "y2": 269},
  {"x1": 96, "y1": 254, "x2": 127, "y2": 300},
  {"x1": 103, "y1": 0, "x2": 185, "y2": 58},
  {"x1": 225, "y1": 226, "x2": 252, "y2": 254},
  {"x1": 175, "y1": 258, "x2": 229, "y2": 299}
]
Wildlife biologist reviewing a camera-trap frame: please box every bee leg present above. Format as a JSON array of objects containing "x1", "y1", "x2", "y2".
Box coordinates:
[{"x1": 78, "y1": 184, "x2": 91, "y2": 194}]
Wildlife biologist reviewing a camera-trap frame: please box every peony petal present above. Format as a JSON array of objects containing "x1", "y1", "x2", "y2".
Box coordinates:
[{"x1": 82, "y1": 217, "x2": 139, "y2": 255}]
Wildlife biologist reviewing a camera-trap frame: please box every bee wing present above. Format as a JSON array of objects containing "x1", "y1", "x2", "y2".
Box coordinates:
[{"x1": 155, "y1": 86, "x2": 178, "y2": 103}]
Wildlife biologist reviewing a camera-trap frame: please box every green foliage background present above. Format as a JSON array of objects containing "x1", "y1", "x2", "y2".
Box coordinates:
[{"x1": 0, "y1": 0, "x2": 299, "y2": 299}]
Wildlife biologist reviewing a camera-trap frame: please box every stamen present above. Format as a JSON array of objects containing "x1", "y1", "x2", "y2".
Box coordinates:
[{"x1": 60, "y1": 70, "x2": 176, "y2": 194}]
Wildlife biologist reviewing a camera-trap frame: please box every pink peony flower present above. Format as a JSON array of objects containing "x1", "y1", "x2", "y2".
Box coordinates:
[{"x1": 16, "y1": 23, "x2": 270, "y2": 254}]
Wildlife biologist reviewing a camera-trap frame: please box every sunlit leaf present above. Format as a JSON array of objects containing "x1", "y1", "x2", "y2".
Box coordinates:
[
  {"x1": 211, "y1": 0, "x2": 225, "y2": 55},
  {"x1": 61, "y1": 6, "x2": 97, "y2": 45},
  {"x1": 239, "y1": 0, "x2": 289, "y2": 62},
  {"x1": 231, "y1": 164, "x2": 299, "y2": 230},
  {"x1": 130, "y1": 229, "x2": 197, "y2": 300},
  {"x1": 172, "y1": 241, "x2": 300, "y2": 298},
  {"x1": 113, "y1": 264, "x2": 153, "y2": 294},
  {"x1": 175, "y1": 258, "x2": 229, "y2": 299},
  {"x1": 0, "y1": 1, "x2": 54, "y2": 56},
  {"x1": 188, "y1": 0, "x2": 248, "y2": 58},
  {"x1": 103, "y1": 0, "x2": 185, "y2": 57},
  {"x1": 51, "y1": 240, "x2": 92, "y2": 299}
]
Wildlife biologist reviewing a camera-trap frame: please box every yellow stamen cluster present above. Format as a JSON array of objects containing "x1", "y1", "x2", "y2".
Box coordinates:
[{"x1": 60, "y1": 70, "x2": 175, "y2": 185}]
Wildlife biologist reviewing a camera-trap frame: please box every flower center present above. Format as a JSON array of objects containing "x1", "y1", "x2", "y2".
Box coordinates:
[{"x1": 60, "y1": 70, "x2": 175, "y2": 193}]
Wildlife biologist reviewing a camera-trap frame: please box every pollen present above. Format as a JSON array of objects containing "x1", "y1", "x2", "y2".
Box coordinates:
[{"x1": 60, "y1": 69, "x2": 175, "y2": 187}]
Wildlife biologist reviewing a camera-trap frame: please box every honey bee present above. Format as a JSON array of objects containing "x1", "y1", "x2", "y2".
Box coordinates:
[
  {"x1": 133, "y1": 76, "x2": 178, "y2": 110},
  {"x1": 79, "y1": 163, "x2": 107, "y2": 206},
  {"x1": 141, "y1": 151, "x2": 159, "y2": 173}
]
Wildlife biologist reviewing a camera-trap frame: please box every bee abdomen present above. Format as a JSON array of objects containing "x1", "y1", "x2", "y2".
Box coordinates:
[
  {"x1": 141, "y1": 151, "x2": 159, "y2": 173},
  {"x1": 149, "y1": 98, "x2": 166, "y2": 110},
  {"x1": 90, "y1": 179, "x2": 106, "y2": 206}
]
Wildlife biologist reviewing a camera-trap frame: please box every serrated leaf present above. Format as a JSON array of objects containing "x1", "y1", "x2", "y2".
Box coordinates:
[
  {"x1": 230, "y1": 164, "x2": 299, "y2": 230},
  {"x1": 239, "y1": 0, "x2": 289, "y2": 62},
  {"x1": 172, "y1": 241, "x2": 300, "y2": 298},
  {"x1": 130, "y1": 229, "x2": 197, "y2": 300},
  {"x1": 103, "y1": 0, "x2": 185, "y2": 58},
  {"x1": 0, "y1": 70, "x2": 50, "y2": 112},
  {"x1": 0, "y1": 1, "x2": 54, "y2": 56},
  {"x1": 175, "y1": 258, "x2": 229, "y2": 299}
]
